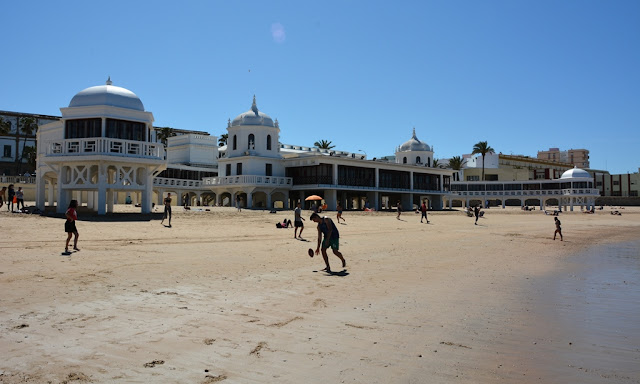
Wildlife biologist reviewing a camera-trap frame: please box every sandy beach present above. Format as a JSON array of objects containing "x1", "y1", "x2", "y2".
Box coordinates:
[{"x1": 1, "y1": 205, "x2": 639, "y2": 384}]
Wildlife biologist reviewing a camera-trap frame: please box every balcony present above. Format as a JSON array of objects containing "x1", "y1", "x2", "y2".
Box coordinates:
[
  {"x1": 45, "y1": 138, "x2": 165, "y2": 160},
  {"x1": 203, "y1": 175, "x2": 293, "y2": 187},
  {"x1": 153, "y1": 177, "x2": 204, "y2": 188}
]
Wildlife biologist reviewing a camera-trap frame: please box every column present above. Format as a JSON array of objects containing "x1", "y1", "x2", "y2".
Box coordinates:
[
  {"x1": 333, "y1": 163, "x2": 338, "y2": 185},
  {"x1": 326, "y1": 189, "x2": 337, "y2": 211},
  {"x1": 97, "y1": 166, "x2": 106, "y2": 215},
  {"x1": 246, "y1": 192, "x2": 253, "y2": 209},
  {"x1": 215, "y1": 192, "x2": 221, "y2": 206},
  {"x1": 47, "y1": 180, "x2": 55, "y2": 207},
  {"x1": 87, "y1": 190, "x2": 94, "y2": 210},
  {"x1": 266, "y1": 192, "x2": 272, "y2": 209},
  {"x1": 439, "y1": 175, "x2": 444, "y2": 192},
  {"x1": 56, "y1": 177, "x2": 67, "y2": 214},
  {"x1": 570, "y1": 197, "x2": 574, "y2": 212},
  {"x1": 410, "y1": 171, "x2": 414, "y2": 190},
  {"x1": 36, "y1": 174, "x2": 46, "y2": 210},
  {"x1": 142, "y1": 173, "x2": 153, "y2": 213},
  {"x1": 157, "y1": 189, "x2": 164, "y2": 206},
  {"x1": 101, "y1": 118, "x2": 106, "y2": 137},
  {"x1": 107, "y1": 190, "x2": 114, "y2": 213}
]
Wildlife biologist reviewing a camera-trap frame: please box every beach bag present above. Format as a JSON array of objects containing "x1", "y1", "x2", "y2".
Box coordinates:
[{"x1": 13, "y1": 196, "x2": 17, "y2": 203}]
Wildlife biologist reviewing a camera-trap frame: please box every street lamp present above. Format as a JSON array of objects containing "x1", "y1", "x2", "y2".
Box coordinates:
[{"x1": 358, "y1": 149, "x2": 367, "y2": 159}]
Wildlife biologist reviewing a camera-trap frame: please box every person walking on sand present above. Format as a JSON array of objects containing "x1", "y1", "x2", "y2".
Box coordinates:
[
  {"x1": 161, "y1": 193, "x2": 172, "y2": 227},
  {"x1": 474, "y1": 205, "x2": 481, "y2": 225},
  {"x1": 396, "y1": 200, "x2": 402, "y2": 220},
  {"x1": 294, "y1": 202, "x2": 305, "y2": 238},
  {"x1": 336, "y1": 202, "x2": 345, "y2": 223},
  {"x1": 0, "y1": 186, "x2": 6, "y2": 209},
  {"x1": 553, "y1": 217, "x2": 563, "y2": 241},
  {"x1": 420, "y1": 200, "x2": 429, "y2": 224},
  {"x1": 16, "y1": 187, "x2": 24, "y2": 211},
  {"x1": 7, "y1": 184, "x2": 15, "y2": 212},
  {"x1": 65, "y1": 199, "x2": 80, "y2": 253},
  {"x1": 310, "y1": 212, "x2": 346, "y2": 273}
]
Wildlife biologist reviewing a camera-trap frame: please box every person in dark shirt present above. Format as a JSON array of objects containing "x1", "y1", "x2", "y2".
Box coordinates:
[{"x1": 310, "y1": 213, "x2": 346, "y2": 273}]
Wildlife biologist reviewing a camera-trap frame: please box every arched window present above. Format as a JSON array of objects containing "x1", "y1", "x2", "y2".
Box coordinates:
[
  {"x1": 233, "y1": 135, "x2": 237, "y2": 150},
  {"x1": 248, "y1": 134, "x2": 255, "y2": 150},
  {"x1": 267, "y1": 135, "x2": 272, "y2": 150},
  {"x1": 403, "y1": 157, "x2": 407, "y2": 164},
  {"x1": 416, "y1": 156, "x2": 421, "y2": 164}
]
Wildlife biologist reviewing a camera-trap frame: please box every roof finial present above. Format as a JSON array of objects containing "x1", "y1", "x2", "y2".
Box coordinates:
[
  {"x1": 227, "y1": 118, "x2": 231, "y2": 128},
  {"x1": 412, "y1": 127, "x2": 417, "y2": 139},
  {"x1": 251, "y1": 95, "x2": 259, "y2": 116},
  {"x1": 106, "y1": 76, "x2": 112, "y2": 86}
]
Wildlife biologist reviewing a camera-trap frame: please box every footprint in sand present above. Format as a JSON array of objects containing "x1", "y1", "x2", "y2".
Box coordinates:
[{"x1": 312, "y1": 298, "x2": 327, "y2": 308}]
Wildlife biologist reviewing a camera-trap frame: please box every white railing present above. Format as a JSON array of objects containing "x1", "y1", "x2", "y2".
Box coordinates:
[
  {"x1": 45, "y1": 138, "x2": 165, "y2": 160},
  {"x1": 153, "y1": 177, "x2": 203, "y2": 188},
  {"x1": 450, "y1": 188, "x2": 600, "y2": 197},
  {"x1": 203, "y1": 175, "x2": 293, "y2": 186},
  {"x1": 0, "y1": 176, "x2": 36, "y2": 184}
]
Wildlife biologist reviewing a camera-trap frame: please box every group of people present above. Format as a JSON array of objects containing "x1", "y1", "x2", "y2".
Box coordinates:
[{"x1": 0, "y1": 185, "x2": 25, "y2": 212}]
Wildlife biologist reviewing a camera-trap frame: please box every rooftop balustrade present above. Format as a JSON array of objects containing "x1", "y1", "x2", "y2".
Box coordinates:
[
  {"x1": 44, "y1": 138, "x2": 165, "y2": 160},
  {"x1": 203, "y1": 175, "x2": 293, "y2": 187}
]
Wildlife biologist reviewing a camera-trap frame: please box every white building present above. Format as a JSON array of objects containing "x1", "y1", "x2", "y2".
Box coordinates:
[
  {"x1": 204, "y1": 97, "x2": 454, "y2": 211},
  {"x1": 36, "y1": 78, "x2": 165, "y2": 214}
]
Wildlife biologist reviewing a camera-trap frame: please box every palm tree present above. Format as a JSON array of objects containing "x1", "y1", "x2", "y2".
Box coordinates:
[
  {"x1": 22, "y1": 146, "x2": 37, "y2": 172},
  {"x1": 314, "y1": 140, "x2": 335, "y2": 150},
  {"x1": 471, "y1": 141, "x2": 495, "y2": 181},
  {"x1": 156, "y1": 127, "x2": 176, "y2": 146},
  {"x1": 448, "y1": 156, "x2": 466, "y2": 170},
  {"x1": 432, "y1": 158, "x2": 443, "y2": 168},
  {"x1": 17, "y1": 117, "x2": 37, "y2": 174},
  {"x1": 218, "y1": 133, "x2": 228, "y2": 147},
  {"x1": 0, "y1": 117, "x2": 11, "y2": 136}
]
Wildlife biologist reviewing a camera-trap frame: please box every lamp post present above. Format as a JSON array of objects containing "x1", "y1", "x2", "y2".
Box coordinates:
[{"x1": 358, "y1": 149, "x2": 367, "y2": 159}]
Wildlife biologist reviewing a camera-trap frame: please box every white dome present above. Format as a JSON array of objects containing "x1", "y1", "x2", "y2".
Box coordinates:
[
  {"x1": 231, "y1": 96, "x2": 274, "y2": 127},
  {"x1": 561, "y1": 166, "x2": 590, "y2": 179},
  {"x1": 69, "y1": 78, "x2": 145, "y2": 111},
  {"x1": 399, "y1": 129, "x2": 431, "y2": 152}
]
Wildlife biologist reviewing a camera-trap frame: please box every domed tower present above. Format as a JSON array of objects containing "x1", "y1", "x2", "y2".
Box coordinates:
[
  {"x1": 36, "y1": 78, "x2": 165, "y2": 214},
  {"x1": 395, "y1": 128, "x2": 434, "y2": 166},
  {"x1": 226, "y1": 95, "x2": 280, "y2": 159}
]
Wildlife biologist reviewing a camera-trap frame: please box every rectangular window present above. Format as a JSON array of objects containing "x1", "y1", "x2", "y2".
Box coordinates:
[
  {"x1": 236, "y1": 163, "x2": 242, "y2": 175},
  {"x1": 613, "y1": 181, "x2": 620, "y2": 186},
  {"x1": 485, "y1": 174, "x2": 498, "y2": 181},
  {"x1": 3, "y1": 145, "x2": 10, "y2": 158},
  {"x1": 226, "y1": 164, "x2": 231, "y2": 176},
  {"x1": 630, "y1": 191, "x2": 638, "y2": 197},
  {"x1": 467, "y1": 175, "x2": 479, "y2": 181},
  {"x1": 265, "y1": 163, "x2": 272, "y2": 176}
]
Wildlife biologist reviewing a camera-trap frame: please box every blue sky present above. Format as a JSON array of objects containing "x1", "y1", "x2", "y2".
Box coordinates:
[{"x1": 1, "y1": 0, "x2": 638, "y2": 174}]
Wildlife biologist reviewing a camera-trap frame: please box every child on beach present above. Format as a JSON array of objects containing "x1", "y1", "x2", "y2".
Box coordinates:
[
  {"x1": 65, "y1": 199, "x2": 80, "y2": 253},
  {"x1": 420, "y1": 200, "x2": 429, "y2": 224},
  {"x1": 161, "y1": 193, "x2": 172, "y2": 227},
  {"x1": 294, "y1": 202, "x2": 305, "y2": 238},
  {"x1": 396, "y1": 200, "x2": 402, "y2": 220},
  {"x1": 336, "y1": 203, "x2": 345, "y2": 223},
  {"x1": 553, "y1": 217, "x2": 563, "y2": 241},
  {"x1": 310, "y1": 213, "x2": 346, "y2": 273}
]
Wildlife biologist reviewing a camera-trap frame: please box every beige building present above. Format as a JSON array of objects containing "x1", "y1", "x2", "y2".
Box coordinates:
[
  {"x1": 592, "y1": 169, "x2": 640, "y2": 197},
  {"x1": 537, "y1": 147, "x2": 590, "y2": 168},
  {"x1": 462, "y1": 153, "x2": 575, "y2": 182}
]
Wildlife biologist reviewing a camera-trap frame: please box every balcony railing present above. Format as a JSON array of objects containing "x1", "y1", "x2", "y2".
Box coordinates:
[
  {"x1": 153, "y1": 177, "x2": 203, "y2": 188},
  {"x1": 203, "y1": 175, "x2": 293, "y2": 187},
  {"x1": 45, "y1": 138, "x2": 165, "y2": 160},
  {"x1": 450, "y1": 188, "x2": 600, "y2": 197}
]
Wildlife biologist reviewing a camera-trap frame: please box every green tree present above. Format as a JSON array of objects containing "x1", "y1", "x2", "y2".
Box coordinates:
[
  {"x1": 17, "y1": 117, "x2": 37, "y2": 174},
  {"x1": 313, "y1": 140, "x2": 335, "y2": 150},
  {"x1": 471, "y1": 141, "x2": 495, "y2": 181},
  {"x1": 22, "y1": 146, "x2": 37, "y2": 172},
  {"x1": 218, "y1": 133, "x2": 228, "y2": 147},
  {"x1": 448, "y1": 155, "x2": 466, "y2": 170},
  {"x1": 432, "y1": 158, "x2": 443, "y2": 168},
  {"x1": 156, "y1": 127, "x2": 176, "y2": 146},
  {"x1": 0, "y1": 117, "x2": 11, "y2": 136}
]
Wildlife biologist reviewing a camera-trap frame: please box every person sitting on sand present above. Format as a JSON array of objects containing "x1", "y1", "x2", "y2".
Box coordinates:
[
  {"x1": 553, "y1": 217, "x2": 563, "y2": 241},
  {"x1": 310, "y1": 213, "x2": 346, "y2": 273},
  {"x1": 281, "y1": 218, "x2": 292, "y2": 228}
]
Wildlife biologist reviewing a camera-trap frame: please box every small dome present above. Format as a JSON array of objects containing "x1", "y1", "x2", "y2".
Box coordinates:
[
  {"x1": 69, "y1": 78, "x2": 145, "y2": 111},
  {"x1": 399, "y1": 128, "x2": 431, "y2": 152},
  {"x1": 561, "y1": 166, "x2": 591, "y2": 179},
  {"x1": 231, "y1": 96, "x2": 274, "y2": 127}
]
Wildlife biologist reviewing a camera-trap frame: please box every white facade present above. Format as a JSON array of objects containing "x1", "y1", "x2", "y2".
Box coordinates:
[{"x1": 36, "y1": 79, "x2": 166, "y2": 214}]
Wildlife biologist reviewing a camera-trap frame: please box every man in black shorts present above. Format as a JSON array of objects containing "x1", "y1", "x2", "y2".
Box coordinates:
[
  {"x1": 161, "y1": 193, "x2": 172, "y2": 227},
  {"x1": 294, "y1": 202, "x2": 305, "y2": 238}
]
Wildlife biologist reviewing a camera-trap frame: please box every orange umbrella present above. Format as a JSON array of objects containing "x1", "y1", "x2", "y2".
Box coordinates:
[{"x1": 305, "y1": 195, "x2": 323, "y2": 201}]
